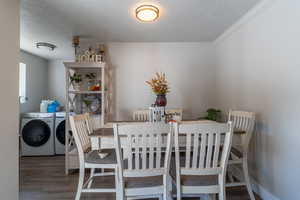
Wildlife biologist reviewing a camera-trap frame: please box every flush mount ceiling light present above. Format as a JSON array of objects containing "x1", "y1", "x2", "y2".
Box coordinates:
[
  {"x1": 36, "y1": 42, "x2": 57, "y2": 51},
  {"x1": 136, "y1": 5, "x2": 159, "y2": 22}
]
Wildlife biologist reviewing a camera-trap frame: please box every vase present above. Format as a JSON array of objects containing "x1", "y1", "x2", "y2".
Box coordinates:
[{"x1": 155, "y1": 94, "x2": 167, "y2": 107}]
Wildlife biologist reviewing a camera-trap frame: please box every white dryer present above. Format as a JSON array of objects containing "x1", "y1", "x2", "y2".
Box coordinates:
[
  {"x1": 54, "y1": 112, "x2": 66, "y2": 154},
  {"x1": 21, "y1": 113, "x2": 55, "y2": 156}
]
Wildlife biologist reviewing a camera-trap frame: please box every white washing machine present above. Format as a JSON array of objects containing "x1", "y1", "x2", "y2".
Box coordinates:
[
  {"x1": 54, "y1": 112, "x2": 66, "y2": 154},
  {"x1": 21, "y1": 113, "x2": 55, "y2": 156}
]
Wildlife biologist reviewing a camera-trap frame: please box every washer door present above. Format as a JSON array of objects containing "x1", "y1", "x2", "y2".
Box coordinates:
[
  {"x1": 56, "y1": 120, "x2": 65, "y2": 145},
  {"x1": 22, "y1": 119, "x2": 51, "y2": 147}
]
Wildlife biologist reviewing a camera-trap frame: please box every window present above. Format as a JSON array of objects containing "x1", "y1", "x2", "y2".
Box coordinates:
[{"x1": 19, "y1": 62, "x2": 26, "y2": 103}]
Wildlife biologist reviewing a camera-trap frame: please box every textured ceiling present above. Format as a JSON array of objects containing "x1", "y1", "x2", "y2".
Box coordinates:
[{"x1": 20, "y1": 0, "x2": 261, "y2": 60}]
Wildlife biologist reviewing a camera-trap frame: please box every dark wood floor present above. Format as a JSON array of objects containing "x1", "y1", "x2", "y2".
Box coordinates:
[{"x1": 20, "y1": 156, "x2": 260, "y2": 200}]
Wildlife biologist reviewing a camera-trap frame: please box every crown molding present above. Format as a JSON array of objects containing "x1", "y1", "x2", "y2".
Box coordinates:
[{"x1": 214, "y1": 0, "x2": 277, "y2": 45}]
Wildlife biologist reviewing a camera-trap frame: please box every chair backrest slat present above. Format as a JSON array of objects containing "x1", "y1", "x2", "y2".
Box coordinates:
[
  {"x1": 156, "y1": 133, "x2": 162, "y2": 168},
  {"x1": 114, "y1": 123, "x2": 172, "y2": 178},
  {"x1": 175, "y1": 122, "x2": 233, "y2": 176},
  {"x1": 212, "y1": 133, "x2": 221, "y2": 168},
  {"x1": 149, "y1": 133, "x2": 154, "y2": 169},
  {"x1": 198, "y1": 133, "x2": 207, "y2": 169},
  {"x1": 127, "y1": 134, "x2": 133, "y2": 170},
  {"x1": 134, "y1": 133, "x2": 140, "y2": 169},
  {"x1": 185, "y1": 133, "x2": 192, "y2": 168},
  {"x1": 192, "y1": 133, "x2": 199, "y2": 169},
  {"x1": 205, "y1": 133, "x2": 214, "y2": 168}
]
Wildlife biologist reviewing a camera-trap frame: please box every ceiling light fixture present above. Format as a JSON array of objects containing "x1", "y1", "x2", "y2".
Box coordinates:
[
  {"x1": 36, "y1": 42, "x2": 57, "y2": 51},
  {"x1": 136, "y1": 5, "x2": 159, "y2": 22}
]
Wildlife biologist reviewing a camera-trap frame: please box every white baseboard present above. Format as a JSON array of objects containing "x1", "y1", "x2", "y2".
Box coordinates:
[{"x1": 251, "y1": 179, "x2": 280, "y2": 200}]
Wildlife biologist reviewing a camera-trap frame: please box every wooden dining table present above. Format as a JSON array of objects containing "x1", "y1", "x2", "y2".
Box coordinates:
[{"x1": 90, "y1": 120, "x2": 246, "y2": 150}]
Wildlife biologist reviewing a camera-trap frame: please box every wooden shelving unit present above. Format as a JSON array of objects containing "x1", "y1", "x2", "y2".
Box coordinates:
[{"x1": 64, "y1": 62, "x2": 107, "y2": 174}]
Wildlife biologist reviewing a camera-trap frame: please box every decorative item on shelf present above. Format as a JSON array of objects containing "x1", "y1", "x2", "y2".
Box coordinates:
[
  {"x1": 90, "y1": 81, "x2": 101, "y2": 91},
  {"x1": 205, "y1": 108, "x2": 222, "y2": 122},
  {"x1": 146, "y1": 72, "x2": 170, "y2": 107},
  {"x1": 75, "y1": 46, "x2": 102, "y2": 63},
  {"x1": 70, "y1": 73, "x2": 82, "y2": 91},
  {"x1": 83, "y1": 99, "x2": 93, "y2": 113},
  {"x1": 85, "y1": 73, "x2": 97, "y2": 91},
  {"x1": 96, "y1": 44, "x2": 105, "y2": 62},
  {"x1": 83, "y1": 95, "x2": 101, "y2": 114},
  {"x1": 72, "y1": 36, "x2": 80, "y2": 56}
]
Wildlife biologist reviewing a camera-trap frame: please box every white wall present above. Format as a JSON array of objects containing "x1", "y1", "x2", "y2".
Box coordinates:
[
  {"x1": 108, "y1": 43, "x2": 216, "y2": 120},
  {"x1": 48, "y1": 42, "x2": 216, "y2": 120},
  {"x1": 48, "y1": 60, "x2": 66, "y2": 106},
  {"x1": 214, "y1": 0, "x2": 300, "y2": 199},
  {"x1": 20, "y1": 50, "x2": 48, "y2": 113},
  {"x1": 0, "y1": 0, "x2": 19, "y2": 199}
]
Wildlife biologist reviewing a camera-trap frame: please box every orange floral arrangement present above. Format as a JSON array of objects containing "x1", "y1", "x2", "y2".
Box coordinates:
[{"x1": 146, "y1": 72, "x2": 170, "y2": 95}]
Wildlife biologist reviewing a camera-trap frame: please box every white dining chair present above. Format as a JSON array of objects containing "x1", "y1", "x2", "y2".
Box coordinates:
[
  {"x1": 226, "y1": 110, "x2": 256, "y2": 200},
  {"x1": 132, "y1": 109, "x2": 149, "y2": 121},
  {"x1": 113, "y1": 123, "x2": 173, "y2": 200},
  {"x1": 84, "y1": 113, "x2": 114, "y2": 184},
  {"x1": 69, "y1": 114, "x2": 119, "y2": 200},
  {"x1": 174, "y1": 122, "x2": 233, "y2": 200},
  {"x1": 149, "y1": 106, "x2": 166, "y2": 122}
]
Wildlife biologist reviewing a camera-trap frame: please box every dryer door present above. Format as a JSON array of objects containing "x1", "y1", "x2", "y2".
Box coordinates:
[
  {"x1": 22, "y1": 119, "x2": 51, "y2": 147},
  {"x1": 56, "y1": 120, "x2": 65, "y2": 145}
]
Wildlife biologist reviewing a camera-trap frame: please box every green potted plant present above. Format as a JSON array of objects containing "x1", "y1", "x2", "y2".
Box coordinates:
[
  {"x1": 205, "y1": 108, "x2": 222, "y2": 122},
  {"x1": 70, "y1": 73, "x2": 82, "y2": 91}
]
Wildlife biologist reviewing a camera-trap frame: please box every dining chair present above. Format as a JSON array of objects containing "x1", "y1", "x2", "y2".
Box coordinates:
[
  {"x1": 174, "y1": 122, "x2": 233, "y2": 200},
  {"x1": 113, "y1": 123, "x2": 173, "y2": 200},
  {"x1": 132, "y1": 109, "x2": 149, "y2": 121},
  {"x1": 226, "y1": 110, "x2": 256, "y2": 200},
  {"x1": 149, "y1": 106, "x2": 165, "y2": 122},
  {"x1": 84, "y1": 113, "x2": 114, "y2": 183},
  {"x1": 69, "y1": 114, "x2": 119, "y2": 200}
]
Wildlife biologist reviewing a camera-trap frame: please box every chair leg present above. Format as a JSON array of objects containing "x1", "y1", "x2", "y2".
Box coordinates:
[
  {"x1": 243, "y1": 157, "x2": 255, "y2": 200},
  {"x1": 176, "y1": 175, "x2": 181, "y2": 200},
  {"x1": 115, "y1": 167, "x2": 124, "y2": 200},
  {"x1": 75, "y1": 167, "x2": 85, "y2": 200},
  {"x1": 218, "y1": 175, "x2": 226, "y2": 200},
  {"x1": 163, "y1": 176, "x2": 167, "y2": 200},
  {"x1": 167, "y1": 175, "x2": 173, "y2": 200},
  {"x1": 87, "y1": 168, "x2": 95, "y2": 189},
  {"x1": 209, "y1": 194, "x2": 217, "y2": 200},
  {"x1": 228, "y1": 154, "x2": 235, "y2": 183}
]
